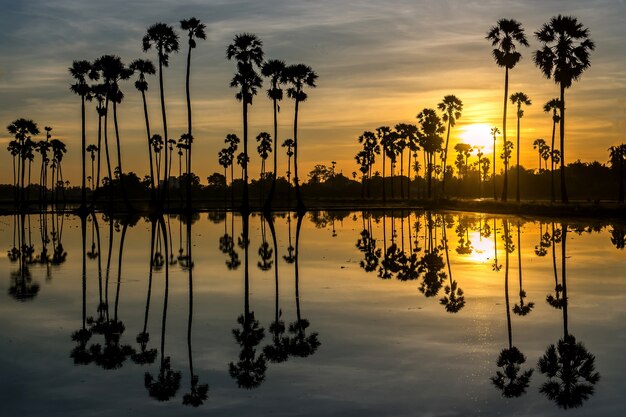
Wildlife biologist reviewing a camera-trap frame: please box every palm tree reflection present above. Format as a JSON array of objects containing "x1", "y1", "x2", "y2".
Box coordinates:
[
  {"x1": 538, "y1": 223, "x2": 600, "y2": 409},
  {"x1": 229, "y1": 212, "x2": 267, "y2": 389},
  {"x1": 491, "y1": 219, "x2": 533, "y2": 398}
]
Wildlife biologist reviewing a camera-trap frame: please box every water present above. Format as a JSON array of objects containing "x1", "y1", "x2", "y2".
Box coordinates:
[{"x1": 1, "y1": 210, "x2": 625, "y2": 416}]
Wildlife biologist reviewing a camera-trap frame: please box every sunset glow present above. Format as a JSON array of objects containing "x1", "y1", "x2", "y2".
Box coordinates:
[{"x1": 457, "y1": 124, "x2": 494, "y2": 154}]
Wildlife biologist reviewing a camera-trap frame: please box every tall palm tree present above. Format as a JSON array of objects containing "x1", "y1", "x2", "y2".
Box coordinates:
[
  {"x1": 282, "y1": 138, "x2": 294, "y2": 201},
  {"x1": 543, "y1": 98, "x2": 561, "y2": 203},
  {"x1": 91, "y1": 83, "x2": 108, "y2": 194},
  {"x1": 256, "y1": 131, "x2": 272, "y2": 184},
  {"x1": 143, "y1": 23, "x2": 180, "y2": 202},
  {"x1": 261, "y1": 59, "x2": 286, "y2": 210},
  {"x1": 486, "y1": 19, "x2": 529, "y2": 202},
  {"x1": 608, "y1": 144, "x2": 626, "y2": 203},
  {"x1": 417, "y1": 109, "x2": 445, "y2": 199},
  {"x1": 510, "y1": 92, "x2": 531, "y2": 202},
  {"x1": 181, "y1": 18, "x2": 206, "y2": 210},
  {"x1": 284, "y1": 63, "x2": 318, "y2": 212},
  {"x1": 490, "y1": 127, "x2": 500, "y2": 200},
  {"x1": 534, "y1": 15, "x2": 595, "y2": 203},
  {"x1": 86, "y1": 144, "x2": 98, "y2": 190},
  {"x1": 129, "y1": 59, "x2": 157, "y2": 196},
  {"x1": 377, "y1": 126, "x2": 393, "y2": 202},
  {"x1": 69, "y1": 60, "x2": 94, "y2": 212},
  {"x1": 227, "y1": 33, "x2": 264, "y2": 210},
  {"x1": 437, "y1": 95, "x2": 463, "y2": 193}
]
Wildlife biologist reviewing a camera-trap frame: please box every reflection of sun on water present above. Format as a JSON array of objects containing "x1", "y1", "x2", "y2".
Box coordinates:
[
  {"x1": 467, "y1": 230, "x2": 494, "y2": 264},
  {"x1": 458, "y1": 123, "x2": 494, "y2": 153}
]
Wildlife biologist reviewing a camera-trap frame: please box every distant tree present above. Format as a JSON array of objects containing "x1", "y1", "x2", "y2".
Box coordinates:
[
  {"x1": 377, "y1": 126, "x2": 394, "y2": 201},
  {"x1": 534, "y1": 15, "x2": 595, "y2": 203},
  {"x1": 533, "y1": 138, "x2": 547, "y2": 171},
  {"x1": 207, "y1": 172, "x2": 226, "y2": 188},
  {"x1": 510, "y1": 92, "x2": 531, "y2": 202},
  {"x1": 7, "y1": 119, "x2": 39, "y2": 207},
  {"x1": 608, "y1": 144, "x2": 625, "y2": 203},
  {"x1": 490, "y1": 127, "x2": 500, "y2": 200}
]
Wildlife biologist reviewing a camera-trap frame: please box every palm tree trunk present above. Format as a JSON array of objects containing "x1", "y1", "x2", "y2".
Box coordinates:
[
  {"x1": 442, "y1": 119, "x2": 452, "y2": 193},
  {"x1": 112, "y1": 100, "x2": 132, "y2": 210},
  {"x1": 516, "y1": 108, "x2": 520, "y2": 203},
  {"x1": 158, "y1": 56, "x2": 170, "y2": 204},
  {"x1": 141, "y1": 90, "x2": 156, "y2": 197},
  {"x1": 293, "y1": 100, "x2": 304, "y2": 212},
  {"x1": 96, "y1": 113, "x2": 103, "y2": 199},
  {"x1": 185, "y1": 43, "x2": 193, "y2": 211},
  {"x1": 103, "y1": 99, "x2": 113, "y2": 204},
  {"x1": 382, "y1": 153, "x2": 386, "y2": 202},
  {"x1": 517, "y1": 223, "x2": 523, "y2": 305},
  {"x1": 504, "y1": 220, "x2": 512, "y2": 349},
  {"x1": 294, "y1": 213, "x2": 304, "y2": 321},
  {"x1": 559, "y1": 86, "x2": 568, "y2": 203},
  {"x1": 81, "y1": 95, "x2": 87, "y2": 210},
  {"x1": 501, "y1": 67, "x2": 509, "y2": 202},
  {"x1": 265, "y1": 96, "x2": 279, "y2": 210},
  {"x1": 243, "y1": 99, "x2": 249, "y2": 211},
  {"x1": 400, "y1": 151, "x2": 404, "y2": 199},
  {"x1": 493, "y1": 135, "x2": 497, "y2": 200},
  {"x1": 407, "y1": 151, "x2": 412, "y2": 200}
]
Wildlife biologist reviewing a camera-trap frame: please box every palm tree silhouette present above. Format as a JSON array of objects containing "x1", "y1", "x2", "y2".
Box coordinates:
[
  {"x1": 377, "y1": 126, "x2": 394, "y2": 202},
  {"x1": 71, "y1": 214, "x2": 93, "y2": 365},
  {"x1": 534, "y1": 15, "x2": 595, "y2": 203},
  {"x1": 546, "y1": 224, "x2": 565, "y2": 309},
  {"x1": 538, "y1": 223, "x2": 600, "y2": 409},
  {"x1": 417, "y1": 109, "x2": 445, "y2": 199},
  {"x1": 543, "y1": 98, "x2": 562, "y2": 203},
  {"x1": 439, "y1": 221, "x2": 465, "y2": 313},
  {"x1": 437, "y1": 95, "x2": 463, "y2": 194},
  {"x1": 129, "y1": 59, "x2": 157, "y2": 197},
  {"x1": 284, "y1": 64, "x2": 318, "y2": 212},
  {"x1": 180, "y1": 18, "x2": 206, "y2": 210},
  {"x1": 261, "y1": 59, "x2": 286, "y2": 210},
  {"x1": 491, "y1": 219, "x2": 533, "y2": 397},
  {"x1": 486, "y1": 19, "x2": 529, "y2": 202},
  {"x1": 510, "y1": 92, "x2": 531, "y2": 202},
  {"x1": 256, "y1": 131, "x2": 272, "y2": 201},
  {"x1": 69, "y1": 60, "x2": 94, "y2": 212},
  {"x1": 282, "y1": 138, "x2": 295, "y2": 203},
  {"x1": 533, "y1": 138, "x2": 547, "y2": 172},
  {"x1": 608, "y1": 144, "x2": 625, "y2": 203},
  {"x1": 143, "y1": 23, "x2": 179, "y2": 203},
  {"x1": 90, "y1": 83, "x2": 107, "y2": 196},
  {"x1": 227, "y1": 33, "x2": 264, "y2": 210}
]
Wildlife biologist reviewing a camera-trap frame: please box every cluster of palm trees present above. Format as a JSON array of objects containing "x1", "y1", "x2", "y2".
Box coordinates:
[
  {"x1": 354, "y1": 96, "x2": 464, "y2": 200},
  {"x1": 487, "y1": 15, "x2": 595, "y2": 203},
  {"x1": 6, "y1": 120, "x2": 68, "y2": 208},
  {"x1": 220, "y1": 35, "x2": 317, "y2": 212}
]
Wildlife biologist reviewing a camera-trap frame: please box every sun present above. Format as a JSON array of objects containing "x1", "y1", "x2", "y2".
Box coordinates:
[{"x1": 457, "y1": 123, "x2": 494, "y2": 153}]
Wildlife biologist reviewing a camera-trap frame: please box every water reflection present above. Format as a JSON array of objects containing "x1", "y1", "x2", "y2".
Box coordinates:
[{"x1": 2, "y1": 210, "x2": 622, "y2": 413}]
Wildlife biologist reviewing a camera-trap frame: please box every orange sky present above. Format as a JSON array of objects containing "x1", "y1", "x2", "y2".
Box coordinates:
[{"x1": 0, "y1": 0, "x2": 624, "y2": 185}]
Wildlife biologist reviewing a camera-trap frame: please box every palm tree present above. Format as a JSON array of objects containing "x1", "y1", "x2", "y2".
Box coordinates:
[
  {"x1": 86, "y1": 144, "x2": 98, "y2": 190},
  {"x1": 261, "y1": 59, "x2": 286, "y2": 210},
  {"x1": 256, "y1": 132, "x2": 272, "y2": 200},
  {"x1": 7, "y1": 118, "x2": 40, "y2": 208},
  {"x1": 534, "y1": 15, "x2": 595, "y2": 203},
  {"x1": 91, "y1": 83, "x2": 107, "y2": 194},
  {"x1": 437, "y1": 95, "x2": 463, "y2": 194},
  {"x1": 282, "y1": 138, "x2": 294, "y2": 201},
  {"x1": 143, "y1": 23, "x2": 180, "y2": 202},
  {"x1": 129, "y1": 59, "x2": 157, "y2": 196},
  {"x1": 608, "y1": 144, "x2": 626, "y2": 203},
  {"x1": 227, "y1": 33, "x2": 264, "y2": 210},
  {"x1": 417, "y1": 109, "x2": 445, "y2": 199},
  {"x1": 284, "y1": 64, "x2": 318, "y2": 212},
  {"x1": 490, "y1": 127, "x2": 500, "y2": 200},
  {"x1": 180, "y1": 18, "x2": 206, "y2": 209},
  {"x1": 543, "y1": 98, "x2": 561, "y2": 203},
  {"x1": 533, "y1": 138, "x2": 547, "y2": 171},
  {"x1": 486, "y1": 19, "x2": 529, "y2": 202},
  {"x1": 377, "y1": 126, "x2": 393, "y2": 201},
  {"x1": 69, "y1": 60, "x2": 94, "y2": 211},
  {"x1": 510, "y1": 92, "x2": 531, "y2": 202}
]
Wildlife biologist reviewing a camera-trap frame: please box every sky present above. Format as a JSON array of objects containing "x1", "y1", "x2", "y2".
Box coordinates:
[{"x1": 0, "y1": 0, "x2": 625, "y2": 185}]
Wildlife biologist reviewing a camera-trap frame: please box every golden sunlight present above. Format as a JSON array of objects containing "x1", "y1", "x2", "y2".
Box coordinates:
[
  {"x1": 467, "y1": 230, "x2": 494, "y2": 264},
  {"x1": 458, "y1": 123, "x2": 494, "y2": 153}
]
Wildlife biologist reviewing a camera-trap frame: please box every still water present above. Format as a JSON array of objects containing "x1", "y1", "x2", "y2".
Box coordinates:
[{"x1": 1, "y1": 210, "x2": 625, "y2": 416}]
